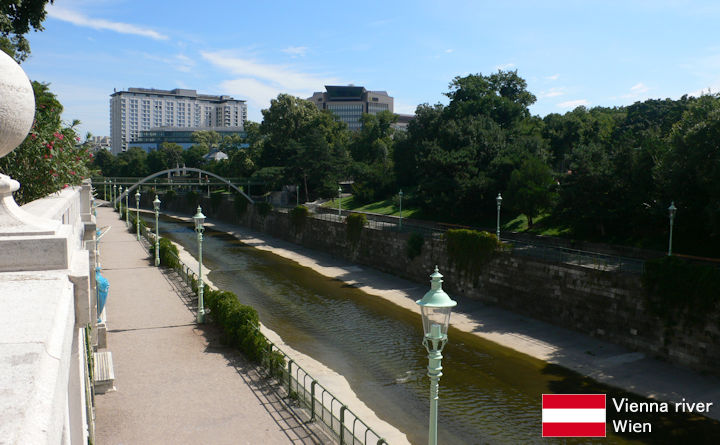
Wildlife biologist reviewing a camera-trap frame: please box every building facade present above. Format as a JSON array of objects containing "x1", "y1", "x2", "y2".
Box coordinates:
[
  {"x1": 308, "y1": 85, "x2": 393, "y2": 131},
  {"x1": 130, "y1": 127, "x2": 247, "y2": 152},
  {"x1": 109, "y1": 88, "x2": 247, "y2": 154}
]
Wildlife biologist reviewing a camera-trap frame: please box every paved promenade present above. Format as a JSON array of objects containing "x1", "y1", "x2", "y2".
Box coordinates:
[{"x1": 93, "y1": 206, "x2": 325, "y2": 445}]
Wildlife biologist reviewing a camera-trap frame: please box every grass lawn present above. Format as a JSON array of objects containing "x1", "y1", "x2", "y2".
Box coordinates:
[{"x1": 320, "y1": 195, "x2": 421, "y2": 218}]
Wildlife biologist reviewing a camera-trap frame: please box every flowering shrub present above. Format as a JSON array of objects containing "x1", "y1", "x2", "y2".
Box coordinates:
[{"x1": 0, "y1": 82, "x2": 93, "y2": 204}]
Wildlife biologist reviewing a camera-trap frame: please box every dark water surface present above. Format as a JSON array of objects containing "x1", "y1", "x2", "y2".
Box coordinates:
[{"x1": 149, "y1": 215, "x2": 720, "y2": 445}]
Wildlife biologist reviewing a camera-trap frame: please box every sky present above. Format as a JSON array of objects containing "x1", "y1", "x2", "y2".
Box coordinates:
[{"x1": 18, "y1": 0, "x2": 720, "y2": 138}]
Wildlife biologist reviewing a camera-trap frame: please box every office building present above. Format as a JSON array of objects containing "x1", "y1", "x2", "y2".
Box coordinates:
[
  {"x1": 308, "y1": 85, "x2": 393, "y2": 131},
  {"x1": 109, "y1": 88, "x2": 247, "y2": 154}
]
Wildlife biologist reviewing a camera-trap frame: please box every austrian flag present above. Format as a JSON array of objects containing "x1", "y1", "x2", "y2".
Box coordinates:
[{"x1": 542, "y1": 394, "x2": 606, "y2": 437}]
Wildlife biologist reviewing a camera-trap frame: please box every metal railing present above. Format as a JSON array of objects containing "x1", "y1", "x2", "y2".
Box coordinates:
[
  {"x1": 133, "y1": 218, "x2": 388, "y2": 445},
  {"x1": 307, "y1": 207, "x2": 646, "y2": 273}
]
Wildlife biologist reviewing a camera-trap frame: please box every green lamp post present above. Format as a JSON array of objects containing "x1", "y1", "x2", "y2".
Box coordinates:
[
  {"x1": 112, "y1": 182, "x2": 116, "y2": 209},
  {"x1": 399, "y1": 189, "x2": 403, "y2": 230},
  {"x1": 496, "y1": 193, "x2": 503, "y2": 240},
  {"x1": 668, "y1": 201, "x2": 677, "y2": 256},
  {"x1": 135, "y1": 190, "x2": 141, "y2": 240},
  {"x1": 194, "y1": 206, "x2": 206, "y2": 323},
  {"x1": 416, "y1": 267, "x2": 457, "y2": 445},
  {"x1": 338, "y1": 186, "x2": 342, "y2": 217},
  {"x1": 153, "y1": 195, "x2": 161, "y2": 266},
  {"x1": 125, "y1": 188, "x2": 129, "y2": 229},
  {"x1": 117, "y1": 185, "x2": 122, "y2": 213}
]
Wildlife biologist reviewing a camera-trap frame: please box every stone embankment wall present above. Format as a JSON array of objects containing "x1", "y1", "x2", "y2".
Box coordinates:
[{"x1": 155, "y1": 194, "x2": 720, "y2": 376}]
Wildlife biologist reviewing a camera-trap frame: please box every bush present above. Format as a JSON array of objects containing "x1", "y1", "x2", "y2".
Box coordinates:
[
  {"x1": 642, "y1": 256, "x2": 720, "y2": 326},
  {"x1": 445, "y1": 229, "x2": 500, "y2": 279},
  {"x1": 128, "y1": 212, "x2": 146, "y2": 234},
  {"x1": 406, "y1": 232, "x2": 424, "y2": 260},
  {"x1": 346, "y1": 213, "x2": 366, "y2": 244},
  {"x1": 255, "y1": 201, "x2": 272, "y2": 217},
  {"x1": 153, "y1": 237, "x2": 180, "y2": 269},
  {"x1": 290, "y1": 205, "x2": 309, "y2": 233}
]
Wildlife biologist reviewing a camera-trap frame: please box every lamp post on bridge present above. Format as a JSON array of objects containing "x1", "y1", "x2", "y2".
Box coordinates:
[
  {"x1": 104, "y1": 180, "x2": 107, "y2": 202},
  {"x1": 111, "y1": 181, "x2": 115, "y2": 207},
  {"x1": 496, "y1": 193, "x2": 503, "y2": 240},
  {"x1": 153, "y1": 195, "x2": 161, "y2": 266},
  {"x1": 135, "y1": 190, "x2": 141, "y2": 241},
  {"x1": 668, "y1": 201, "x2": 677, "y2": 256},
  {"x1": 416, "y1": 267, "x2": 457, "y2": 445},
  {"x1": 117, "y1": 185, "x2": 122, "y2": 213},
  {"x1": 194, "y1": 206, "x2": 206, "y2": 323}
]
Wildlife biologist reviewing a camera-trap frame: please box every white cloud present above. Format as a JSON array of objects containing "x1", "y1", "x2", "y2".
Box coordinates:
[
  {"x1": 202, "y1": 51, "x2": 341, "y2": 115},
  {"x1": 557, "y1": 99, "x2": 589, "y2": 109},
  {"x1": 139, "y1": 53, "x2": 195, "y2": 72},
  {"x1": 546, "y1": 74, "x2": 560, "y2": 81},
  {"x1": 539, "y1": 87, "x2": 566, "y2": 98},
  {"x1": 630, "y1": 82, "x2": 650, "y2": 93},
  {"x1": 444, "y1": 49, "x2": 454, "y2": 54},
  {"x1": 281, "y1": 46, "x2": 309, "y2": 57},
  {"x1": 47, "y1": 5, "x2": 168, "y2": 40},
  {"x1": 495, "y1": 63, "x2": 515, "y2": 71}
]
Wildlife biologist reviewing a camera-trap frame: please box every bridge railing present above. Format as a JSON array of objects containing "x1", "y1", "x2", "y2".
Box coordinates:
[{"x1": 133, "y1": 217, "x2": 388, "y2": 445}]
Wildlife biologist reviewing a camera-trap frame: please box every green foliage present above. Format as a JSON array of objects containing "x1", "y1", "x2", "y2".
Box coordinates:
[
  {"x1": 642, "y1": 256, "x2": 720, "y2": 326},
  {"x1": 255, "y1": 201, "x2": 272, "y2": 217},
  {"x1": 290, "y1": 205, "x2": 309, "y2": 233},
  {"x1": 446, "y1": 229, "x2": 500, "y2": 279},
  {"x1": 0, "y1": 82, "x2": 92, "y2": 204},
  {"x1": 346, "y1": 213, "x2": 366, "y2": 244},
  {"x1": 505, "y1": 157, "x2": 556, "y2": 227},
  {"x1": 155, "y1": 237, "x2": 180, "y2": 269},
  {"x1": 0, "y1": 0, "x2": 53, "y2": 62},
  {"x1": 128, "y1": 212, "x2": 146, "y2": 234},
  {"x1": 203, "y1": 289, "x2": 275, "y2": 364},
  {"x1": 406, "y1": 232, "x2": 424, "y2": 260}
]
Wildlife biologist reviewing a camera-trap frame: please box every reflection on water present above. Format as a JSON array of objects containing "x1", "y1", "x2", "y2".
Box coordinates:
[{"x1": 150, "y1": 215, "x2": 720, "y2": 445}]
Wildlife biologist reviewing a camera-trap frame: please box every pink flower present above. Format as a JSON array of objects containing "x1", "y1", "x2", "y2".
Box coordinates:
[
  {"x1": 31, "y1": 134, "x2": 37, "y2": 140},
  {"x1": 53, "y1": 132, "x2": 64, "y2": 140},
  {"x1": 75, "y1": 137, "x2": 81, "y2": 142},
  {"x1": 69, "y1": 171, "x2": 76, "y2": 176}
]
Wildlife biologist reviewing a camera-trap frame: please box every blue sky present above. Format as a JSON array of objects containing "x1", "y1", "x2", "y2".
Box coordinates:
[{"x1": 19, "y1": 0, "x2": 720, "y2": 138}]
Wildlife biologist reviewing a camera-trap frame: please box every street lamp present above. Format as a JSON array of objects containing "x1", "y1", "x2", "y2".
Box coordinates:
[
  {"x1": 117, "y1": 185, "x2": 122, "y2": 213},
  {"x1": 153, "y1": 195, "x2": 161, "y2": 266},
  {"x1": 338, "y1": 186, "x2": 342, "y2": 218},
  {"x1": 668, "y1": 201, "x2": 677, "y2": 256},
  {"x1": 416, "y1": 267, "x2": 457, "y2": 445},
  {"x1": 125, "y1": 188, "x2": 129, "y2": 229},
  {"x1": 399, "y1": 189, "x2": 404, "y2": 230},
  {"x1": 193, "y1": 206, "x2": 206, "y2": 323},
  {"x1": 296, "y1": 184, "x2": 299, "y2": 207},
  {"x1": 135, "y1": 190, "x2": 141, "y2": 241},
  {"x1": 496, "y1": 193, "x2": 503, "y2": 240}
]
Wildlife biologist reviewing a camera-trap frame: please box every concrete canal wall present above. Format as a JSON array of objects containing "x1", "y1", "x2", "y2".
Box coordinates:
[{"x1": 155, "y1": 194, "x2": 720, "y2": 376}]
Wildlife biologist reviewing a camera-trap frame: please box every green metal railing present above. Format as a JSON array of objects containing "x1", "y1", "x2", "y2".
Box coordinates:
[{"x1": 135, "y1": 220, "x2": 388, "y2": 445}]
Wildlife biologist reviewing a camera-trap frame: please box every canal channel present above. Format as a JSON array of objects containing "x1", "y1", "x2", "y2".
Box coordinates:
[{"x1": 149, "y1": 215, "x2": 720, "y2": 445}]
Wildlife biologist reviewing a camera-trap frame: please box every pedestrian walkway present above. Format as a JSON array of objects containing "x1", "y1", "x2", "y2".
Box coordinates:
[{"x1": 93, "y1": 205, "x2": 326, "y2": 445}]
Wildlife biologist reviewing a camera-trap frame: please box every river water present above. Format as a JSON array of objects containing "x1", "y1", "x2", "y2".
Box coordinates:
[{"x1": 151, "y1": 216, "x2": 720, "y2": 445}]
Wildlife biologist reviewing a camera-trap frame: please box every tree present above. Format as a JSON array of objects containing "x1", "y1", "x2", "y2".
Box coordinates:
[
  {"x1": 504, "y1": 157, "x2": 556, "y2": 227},
  {"x1": 1, "y1": 0, "x2": 54, "y2": 62},
  {"x1": 259, "y1": 94, "x2": 324, "y2": 167},
  {"x1": 0, "y1": 81, "x2": 92, "y2": 203}
]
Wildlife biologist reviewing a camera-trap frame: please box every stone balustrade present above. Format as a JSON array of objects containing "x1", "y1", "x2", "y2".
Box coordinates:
[{"x1": 0, "y1": 182, "x2": 96, "y2": 444}]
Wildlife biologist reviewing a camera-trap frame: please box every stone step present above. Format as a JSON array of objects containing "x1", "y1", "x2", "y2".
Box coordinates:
[{"x1": 93, "y1": 351, "x2": 115, "y2": 394}]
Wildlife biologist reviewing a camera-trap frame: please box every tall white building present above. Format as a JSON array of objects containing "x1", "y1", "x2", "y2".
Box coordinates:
[{"x1": 109, "y1": 88, "x2": 247, "y2": 154}]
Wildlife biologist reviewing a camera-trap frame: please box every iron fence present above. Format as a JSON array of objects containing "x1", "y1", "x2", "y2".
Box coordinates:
[
  {"x1": 134, "y1": 219, "x2": 388, "y2": 445},
  {"x1": 308, "y1": 207, "x2": 645, "y2": 273}
]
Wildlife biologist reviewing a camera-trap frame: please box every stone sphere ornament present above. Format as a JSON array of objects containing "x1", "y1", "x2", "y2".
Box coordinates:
[{"x1": 0, "y1": 50, "x2": 35, "y2": 158}]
